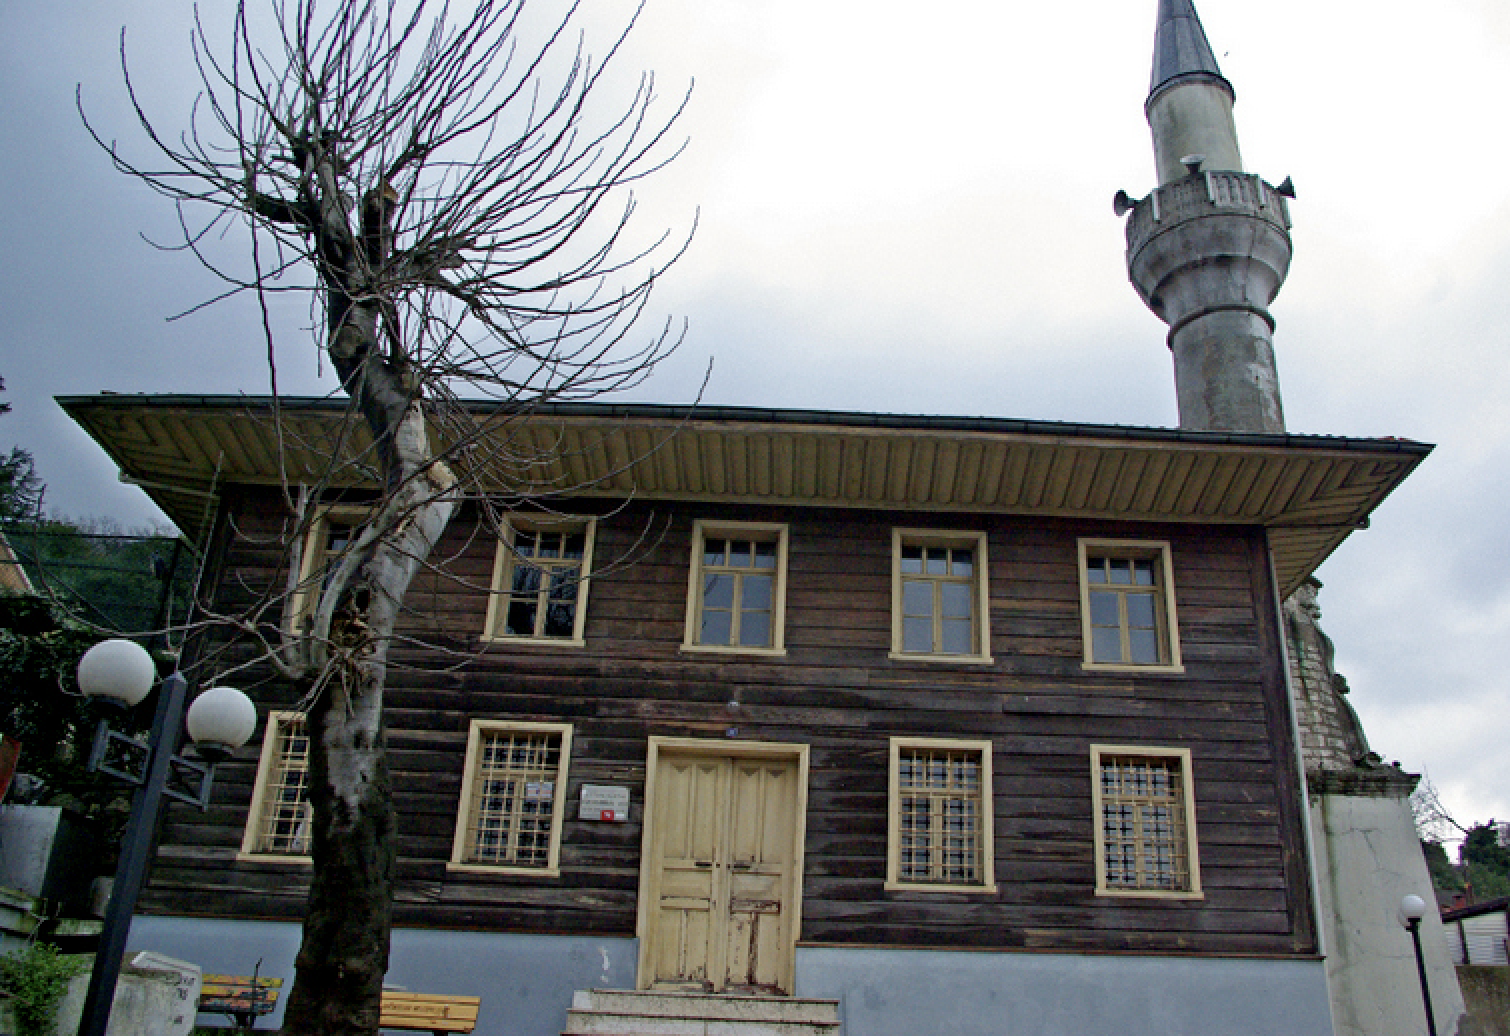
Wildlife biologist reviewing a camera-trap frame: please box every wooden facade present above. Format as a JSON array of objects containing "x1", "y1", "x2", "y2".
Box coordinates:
[
  {"x1": 149, "y1": 492, "x2": 1313, "y2": 957},
  {"x1": 58, "y1": 396, "x2": 1431, "y2": 981}
]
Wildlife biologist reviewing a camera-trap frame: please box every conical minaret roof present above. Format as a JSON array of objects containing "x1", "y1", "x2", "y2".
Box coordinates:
[{"x1": 1149, "y1": 0, "x2": 1232, "y2": 103}]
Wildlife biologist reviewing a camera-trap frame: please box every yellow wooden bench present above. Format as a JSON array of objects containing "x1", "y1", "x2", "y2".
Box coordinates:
[
  {"x1": 380, "y1": 991, "x2": 482, "y2": 1034},
  {"x1": 198, "y1": 973, "x2": 283, "y2": 1031}
]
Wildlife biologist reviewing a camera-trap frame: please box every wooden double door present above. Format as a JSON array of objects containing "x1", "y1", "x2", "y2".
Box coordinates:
[{"x1": 637, "y1": 740, "x2": 807, "y2": 994}]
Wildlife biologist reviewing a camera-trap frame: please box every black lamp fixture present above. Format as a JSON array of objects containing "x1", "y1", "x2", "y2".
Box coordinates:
[
  {"x1": 74, "y1": 638, "x2": 257, "y2": 1036},
  {"x1": 1400, "y1": 893, "x2": 1439, "y2": 1036}
]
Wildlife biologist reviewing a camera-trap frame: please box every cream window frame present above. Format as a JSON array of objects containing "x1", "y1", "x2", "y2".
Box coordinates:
[
  {"x1": 1077, "y1": 539, "x2": 1183, "y2": 673},
  {"x1": 885, "y1": 737, "x2": 998, "y2": 894},
  {"x1": 889, "y1": 529, "x2": 993, "y2": 664},
  {"x1": 681, "y1": 520, "x2": 789, "y2": 657},
  {"x1": 1090, "y1": 745, "x2": 1203, "y2": 900},
  {"x1": 448, "y1": 720, "x2": 573, "y2": 877},
  {"x1": 238, "y1": 711, "x2": 313, "y2": 864},
  {"x1": 481, "y1": 518, "x2": 597, "y2": 647},
  {"x1": 288, "y1": 505, "x2": 368, "y2": 629}
]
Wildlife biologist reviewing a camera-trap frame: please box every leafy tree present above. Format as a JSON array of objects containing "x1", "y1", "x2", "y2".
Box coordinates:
[
  {"x1": 85, "y1": 1, "x2": 689, "y2": 1031},
  {"x1": 1459, "y1": 822, "x2": 1510, "y2": 900},
  {"x1": 1461, "y1": 822, "x2": 1510, "y2": 872},
  {"x1": 0, "y1": 595, "x2": 149, "y2": 845},
  {"x1": 1421, "y1": 839, "x2": 1464, "y2": 895},
  {"x1": 3, "y1": 520, "x2": 192, "y2": 635},
  {"x1": 0, "y1": 378, "x2": 44, "y2": 526},
  {"x1": 1462, "y1": 861, "x2": 1510, "y2": 901}
]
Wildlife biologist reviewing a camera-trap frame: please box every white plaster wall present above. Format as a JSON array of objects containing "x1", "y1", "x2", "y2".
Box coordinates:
[
  {"x1": 125, "y1": 916, "x2": 638, "y2": 1036},
  {"x1": 796, "y1": 946, "x2": 1333, "y2": 1036},
  {"x1": 1316, "y1": 793, "x2": 1467, "y2": 1036}
]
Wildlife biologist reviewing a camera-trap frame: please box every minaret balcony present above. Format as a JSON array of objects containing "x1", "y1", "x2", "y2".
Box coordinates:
[
  {"x1": 1125, "y1": 170, "x2": 1294, "y2": 329},
  {"x1": 1125, "y1": 170, "x2": 1291, "y2": 252}
]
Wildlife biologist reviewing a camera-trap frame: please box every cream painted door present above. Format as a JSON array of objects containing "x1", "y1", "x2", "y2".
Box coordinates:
[{"x1": 644, "y1": 751, "x2": 798, "y2": 993}]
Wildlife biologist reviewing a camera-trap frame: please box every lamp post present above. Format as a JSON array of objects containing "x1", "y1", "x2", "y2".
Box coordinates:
[
  {"x1": 73, "y1": 639, "x2": 256, "y2": 1036},
  {"x1": 1400, "y1": 893, "x2": 1439, "y2": 1036}
]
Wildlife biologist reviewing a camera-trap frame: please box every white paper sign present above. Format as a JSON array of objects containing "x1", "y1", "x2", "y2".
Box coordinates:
[{"x1": 579, "y1": 784, "x2": 630, "y2": 822}]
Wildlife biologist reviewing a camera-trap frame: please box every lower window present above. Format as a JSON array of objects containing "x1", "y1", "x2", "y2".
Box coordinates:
[
  {"x1": 449, "y1": 721, "x2": 573, "y2": 875},
  {"x1": 1090, "y1": 746, "x2": 1202, "y2": 898},
  {"x1": 886, "y1": 738, "x2": 997, "y2": 893},
  {"x1": 239, "y1": 711, "x2": 312, "y2": 861}
]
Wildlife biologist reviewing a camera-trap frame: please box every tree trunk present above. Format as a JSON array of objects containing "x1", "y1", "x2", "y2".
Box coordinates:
[
  {"x1": 283, "y1": 670, "x2": 394, "y2": 1035},
  {"x1": 280, "y1": 359, "x2": 458, "y2": 1034}
]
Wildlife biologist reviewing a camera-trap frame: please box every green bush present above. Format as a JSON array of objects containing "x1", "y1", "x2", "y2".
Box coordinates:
[{"x1": 0, "y1": 944, "x2": 86, "y2": 1036}]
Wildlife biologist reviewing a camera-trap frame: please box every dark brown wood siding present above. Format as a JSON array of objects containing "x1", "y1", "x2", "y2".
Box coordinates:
[{"x1": 145, "y1": 488, "x2": 1316, "y2": 957}]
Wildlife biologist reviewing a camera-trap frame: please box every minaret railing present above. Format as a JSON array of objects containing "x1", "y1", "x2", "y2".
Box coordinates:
[{"x1": 1125, "y1": 171, "x2": 1292, "y2": 254}]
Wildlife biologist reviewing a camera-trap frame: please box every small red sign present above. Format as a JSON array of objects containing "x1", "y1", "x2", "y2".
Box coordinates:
[{"x1": 600, "y1": 809, "x2": 614, "y2": 822}]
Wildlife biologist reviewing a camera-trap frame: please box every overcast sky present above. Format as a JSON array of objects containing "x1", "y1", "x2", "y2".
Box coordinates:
[{"x1": 3, "y1": 0, "x2": 1508, "y2": 836}]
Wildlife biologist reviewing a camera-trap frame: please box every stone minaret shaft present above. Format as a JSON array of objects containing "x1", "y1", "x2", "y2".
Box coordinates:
[{"x1": 1124, "y1": 0, "x2": 1292, "y2": 434}]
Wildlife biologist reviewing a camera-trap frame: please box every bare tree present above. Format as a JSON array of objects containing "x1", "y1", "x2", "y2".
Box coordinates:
[
  {"x1": 1411, "y1": 775, "x2": 1469, "y2": 846},
  {"x1": 83, "y1": 1, "x2": 689, "y2": 1031}
]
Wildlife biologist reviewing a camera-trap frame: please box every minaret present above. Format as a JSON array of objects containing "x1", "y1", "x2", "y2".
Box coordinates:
[{"x1": 1122, "y1": 0, "x2": 1292, "y2": 434}]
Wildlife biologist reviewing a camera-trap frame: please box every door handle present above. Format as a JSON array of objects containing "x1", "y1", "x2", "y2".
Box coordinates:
[{"x1": 693, "y1": 861, "x2": 713, "y2": 868}]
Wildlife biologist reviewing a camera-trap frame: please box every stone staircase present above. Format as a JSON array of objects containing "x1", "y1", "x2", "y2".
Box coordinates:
[{"x1": 562, "y1": 989, "x2": 841, "y2": 1035}]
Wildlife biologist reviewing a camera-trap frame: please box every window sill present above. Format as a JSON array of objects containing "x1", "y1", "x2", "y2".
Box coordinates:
[
  {"x1": 1081, "y1": 661, "x2": 1185, "y2": 674},
  {"x1": 479, "y1": 634, "x2": 586, "y2": 649},
  {"x1": 887, "y1": 650, "x2": 994, "y2": 666},
  {"x1": 884, "y1": 880, "x2": 999, "y2": 895},
  {"x1": 679, "y1": 643, "x2": 788, "y2": 658},
  {"x1": 1094, "y1": 887, "x2": 1204, "y2": 900},
  {"x1": 235, "y1": 852, "x2": 311, "y2": 866},
  {"x1": 446, "y1": 862, "x2": 560, "y2": 879}
]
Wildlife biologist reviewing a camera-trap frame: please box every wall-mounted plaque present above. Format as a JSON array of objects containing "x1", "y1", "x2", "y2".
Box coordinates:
[{"x1": 579, "y1": 784, "x2": 630, "y2": 822}]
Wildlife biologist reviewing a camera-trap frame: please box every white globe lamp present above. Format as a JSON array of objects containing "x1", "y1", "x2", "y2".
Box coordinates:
[
  {"x1": 77, "y1": 639, "x2": 157, "y2": 708},
  {"x1": 186, "y1": 686, "x2": 258, "y2": 762}
]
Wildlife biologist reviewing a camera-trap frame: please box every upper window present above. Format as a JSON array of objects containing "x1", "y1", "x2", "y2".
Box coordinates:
[
  {"x1": 289, "y1": 506, "x2": 365, "y2": 629},
  {"x1": 1090, "y1": 746, "x2": 1202, "y2": 899},
  {"x1": 483, "y1": 519, "x2": 596, "y2": 646},
  {"x1": 885, "y1": 738, "x2": 997, "y2": 893},
  {"x1": 450, "y1": 721, "x2": 573, "y2": 876},
  {"x1": 682, "y1": 520, "x2": 789, "y2": 656},
  {"x1": 890, "y1": 530, "x2": 992, "y2": 663},
  {"x1": 1077, "y1": 539, "x2": 1182, "y2": 672},
  {"x1": 239, "y1": 711, "x2": 312, "y2": 862}
]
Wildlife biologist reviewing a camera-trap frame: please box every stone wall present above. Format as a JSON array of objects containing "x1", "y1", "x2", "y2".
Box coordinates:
[
  {"x1": 1283, "y1": 579, "x2": 1372, "y2": 773},
  {"x1": 1459, "y1": 967, "x2": 1510, "y2": 1036}
]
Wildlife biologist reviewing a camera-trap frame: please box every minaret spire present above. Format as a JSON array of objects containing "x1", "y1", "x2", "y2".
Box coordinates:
[
  {"x1": 1146, "y1": 0, "x2": 1242, "y2": 184},
  {"x1": 1121, "y1": 0, "x2": 1292, "y2": 434},
  {"x1": 1150, "y1": 0, "x2": 1225, "y2": 94}
]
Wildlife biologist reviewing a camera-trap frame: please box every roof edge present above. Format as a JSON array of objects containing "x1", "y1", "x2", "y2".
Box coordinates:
[{"x1": 55, "y1": 394, "x2": 1435, "y2": 457}]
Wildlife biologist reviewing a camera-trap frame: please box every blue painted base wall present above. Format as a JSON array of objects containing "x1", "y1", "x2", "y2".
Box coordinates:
[
  {"x1": 795, "y1": 945, "x2": 1335, "y2": 1036},
  {"x1": 125, "y1": 916, "x2": 637, "y2": 1036},
  {"x1": 128, "y1": 917, "x2": 1335, "y2": 1036}
]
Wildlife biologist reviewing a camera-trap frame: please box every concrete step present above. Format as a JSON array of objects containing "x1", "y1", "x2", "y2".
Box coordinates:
[
  {"x1": 572, "y1": 989, "x2": 840, "y2": 1024},
  {"x1": 564, "y1": 988, "x2": 841, "y2": 1036},
  {"x1": 564, "y1": 1019, "x2": 836, "y2": 1036}
]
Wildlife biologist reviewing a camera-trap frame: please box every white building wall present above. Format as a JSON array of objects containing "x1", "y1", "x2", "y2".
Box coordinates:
[{"x1": 1316, "y1": 793, "x2": 1467, "y2": 1036}]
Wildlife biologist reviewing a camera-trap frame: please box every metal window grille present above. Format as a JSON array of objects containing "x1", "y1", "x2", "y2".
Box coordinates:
[
  {"x1": 899, "y1": 543, "x2": 976, "y2": 655},
  {"x1": 254, "y1": 716, "x2": 311, "y2": 855},
  {"x1": 697, "y1": 536, "x2": 777, "y2": 648},
  {"x1": 1100, "y1": 756, "x2": 1190, "y2": 890},
  {"x1": 898, "y1": 747, "x2": 984, "y2": 884},
  {"x1": 463, "y1": 730, "x2": 561, "y2": 867}
]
